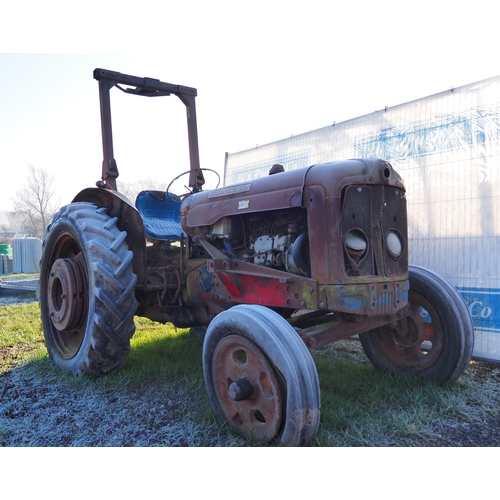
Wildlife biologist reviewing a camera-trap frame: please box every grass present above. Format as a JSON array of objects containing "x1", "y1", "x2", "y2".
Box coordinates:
[
  {"x1": 1, "y1": 300, "x2": 500, "y2": 446},
  {"x1": 0, "y1": 301, "x2": 45, "y2": 371},
  {"x1": 313, "y1": 342, "x2": 500, "y2": 446},
  {"x1": 0, "y1": 303, "x2": 242, "y2": 446},
  {"x1": 0, "y1": 272, "x2": 40, "y2": 285}
]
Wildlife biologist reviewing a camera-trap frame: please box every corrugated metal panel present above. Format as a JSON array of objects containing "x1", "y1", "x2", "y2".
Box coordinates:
[
  {"x1": 12, "y1": 238, "x2": 42, "y2": 273},
  {"x1": 225, "y1": 75, "x2": 500, "y2": 362}
]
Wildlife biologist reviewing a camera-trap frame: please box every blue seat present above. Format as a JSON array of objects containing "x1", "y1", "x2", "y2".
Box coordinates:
[{"x1": 135, "y1": 190, "x2": 186, "y2": 241}]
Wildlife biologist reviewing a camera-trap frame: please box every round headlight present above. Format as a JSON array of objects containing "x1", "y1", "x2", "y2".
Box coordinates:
[
  {"x1": 345, "y1": 230, "x2": 367, "y2": 253},
  {"x1": 386, "y1": 230, "x2": 403, "y2": 258}
]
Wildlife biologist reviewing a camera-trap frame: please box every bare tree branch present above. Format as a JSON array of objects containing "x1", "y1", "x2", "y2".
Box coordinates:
[{"x1": 12, "y1": 165, "x2": 59, "y2": 239}]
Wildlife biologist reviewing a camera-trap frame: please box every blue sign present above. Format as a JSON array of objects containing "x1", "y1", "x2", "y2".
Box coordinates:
[{"x1": 457, "y1": 287, "x2": 500, "y2": 335}]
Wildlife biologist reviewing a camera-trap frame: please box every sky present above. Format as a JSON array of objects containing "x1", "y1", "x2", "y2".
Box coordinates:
[{"x1": 1, "y1": 1, "x2": 499, "y2": 212}]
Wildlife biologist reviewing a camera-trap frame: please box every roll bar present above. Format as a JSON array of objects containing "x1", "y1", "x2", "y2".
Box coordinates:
[{"x1": 93, "y1": 68, "x2": 205, "y2": 192}]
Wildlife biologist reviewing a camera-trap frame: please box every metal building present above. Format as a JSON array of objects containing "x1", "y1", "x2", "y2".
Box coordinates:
[{"x1": 224, "y1": 75, "x2": 500, "y2": 363}]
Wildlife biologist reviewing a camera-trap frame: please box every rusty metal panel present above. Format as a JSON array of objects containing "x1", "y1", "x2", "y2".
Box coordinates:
[{"x1": 183, "y1": 167, "x2": 305, "y2": 227}]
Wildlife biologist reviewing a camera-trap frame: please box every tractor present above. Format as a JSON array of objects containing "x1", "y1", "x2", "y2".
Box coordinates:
[{"x1": 39, "y1": 69, "x2": 474, "y2": 446}]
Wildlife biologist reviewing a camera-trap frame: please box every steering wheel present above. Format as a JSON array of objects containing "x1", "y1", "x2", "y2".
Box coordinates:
[{"x1": 166, "y1": 168, "x2": 221, "y2": 203}]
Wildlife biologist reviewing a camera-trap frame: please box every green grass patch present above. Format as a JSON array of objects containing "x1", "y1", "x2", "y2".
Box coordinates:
[
  {"x1": 127, "y1": 317, "x2": 203, "y2": 381},
  {"x1": 0, "y1": 273, "x2": 40, "y2": 280},
  {"x1": 312, "y1": 340, "x2": 500, "y2": 446},
  {"x1": 0, "y1": 302, "x2": 45, "y2": 372},
  {"x1": 0, "y1": 302, "x2": 240, "y2": 446}
]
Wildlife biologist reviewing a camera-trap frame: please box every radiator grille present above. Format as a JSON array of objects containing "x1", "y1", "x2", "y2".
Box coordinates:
[
  {"x1": 341, "y1": 185, "x2": 408, "y2": 278},
  {"x1": 376, "y1": 291, "x2": 394, "y2": 315}
]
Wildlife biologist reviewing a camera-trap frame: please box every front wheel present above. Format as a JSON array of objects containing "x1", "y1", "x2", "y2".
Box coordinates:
[
  {"x1": 39, "y1": 203, "x2": 138, "y2": 375},
  {"x1": 359, "y1": 265, "x2": 474, "y2": 384},
  {"x1": 203, "y1": 305, "x2": 320, "y2": 446}
]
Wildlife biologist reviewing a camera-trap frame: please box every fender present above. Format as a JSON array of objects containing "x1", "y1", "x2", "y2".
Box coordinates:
[{"x1": 72, "y1": 187, "x2": 147, "y2": 286}]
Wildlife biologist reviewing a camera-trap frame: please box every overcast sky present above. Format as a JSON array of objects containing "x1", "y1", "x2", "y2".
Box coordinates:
[{"x1": 1, "y1": 0, "x2": 498, "y2": 212}]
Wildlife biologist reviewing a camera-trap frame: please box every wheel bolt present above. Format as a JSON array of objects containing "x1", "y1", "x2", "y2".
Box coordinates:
[{"x1": 228, "y1": 377, "x2": 254, "y2": 401}]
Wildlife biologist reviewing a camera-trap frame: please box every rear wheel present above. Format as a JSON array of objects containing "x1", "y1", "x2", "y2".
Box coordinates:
[
  {"x1": 359, "y1": 265, "x2": 474, "y2": 384},
  {"x1": 40, "y1": 202, "x2": 138, "y2": 375},
  {"x1": 203, "y1": 304, "x2": 320, "y2": 446}
]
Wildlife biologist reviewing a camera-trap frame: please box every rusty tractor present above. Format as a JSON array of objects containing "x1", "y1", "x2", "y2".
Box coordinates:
[{"x1": 39, "y1": 69, "x2": 474, "y2": 446}]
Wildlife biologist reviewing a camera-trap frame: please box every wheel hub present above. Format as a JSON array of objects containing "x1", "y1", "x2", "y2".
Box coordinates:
[
  {"x1": 228, "y1": 377, "x2": 254, "y2": 402},
  {"x1": 390, "y1": 317, "x2": 420, "y2": 347},
  {"x1": 213, "y1": 334, "x2": 283, "y2": 442},
  {"x1": 47, "y1": 257, "x2": 87, "y2": 332}
]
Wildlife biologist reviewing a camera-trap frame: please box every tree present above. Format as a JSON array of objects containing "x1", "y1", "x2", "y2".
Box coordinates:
[{"x1": 12, "y1": 165, "x2": 59, "y2": 239}]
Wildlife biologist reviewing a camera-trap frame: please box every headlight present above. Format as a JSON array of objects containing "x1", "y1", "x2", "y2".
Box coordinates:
[
  {"x1": 345, "y1": 230, "x2": 367, "y2": 254},
  {"x1": 386, "y1": 230, "x2": 403, "y2": 259}
]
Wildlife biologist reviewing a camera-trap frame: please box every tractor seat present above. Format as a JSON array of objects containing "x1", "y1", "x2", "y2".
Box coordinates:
[{"x1": 135, "y1": 190, "x2": 186, "y2": 241}]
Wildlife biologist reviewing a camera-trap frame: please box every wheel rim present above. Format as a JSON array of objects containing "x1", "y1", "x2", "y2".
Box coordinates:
[
  {"x1": 212, "y1": 334, "x2": 283, "y2": 442},
  {"x1": 44, "y1": 234, "x2": 89, "y2": 359},
  {"x1": 372, "y1": 291, "x2": 444, "y2": 372}
]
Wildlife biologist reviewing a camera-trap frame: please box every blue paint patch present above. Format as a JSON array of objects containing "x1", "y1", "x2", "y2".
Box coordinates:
[
  {"x1": 339, "y1": 296, "x2": 364, "y2": 311},
  {"x1": 199, "y1": 267, "x2": 213, "y2": 292},
  {"x1": 419, "y1": 306, "x2": 432, "y2": 323},
  {"x1": 355, "y1": 108, "x2": 500, "y2": 163}
]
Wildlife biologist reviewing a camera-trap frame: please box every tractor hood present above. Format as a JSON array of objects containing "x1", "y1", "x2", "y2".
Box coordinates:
[{"x1": 180, "y1": 158, "x2": 404, "y2": 230}]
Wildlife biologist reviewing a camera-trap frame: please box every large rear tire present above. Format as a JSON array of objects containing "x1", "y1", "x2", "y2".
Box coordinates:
[
  {"x1": 40, "y1": 202, "x2": 138, "y2": 375},
  {"x1": 203, "y1": 304, "x2": 320, "y2": 446},
  {"x1": 359, "y1": 265, "x2": 474, "y2": 384}
]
